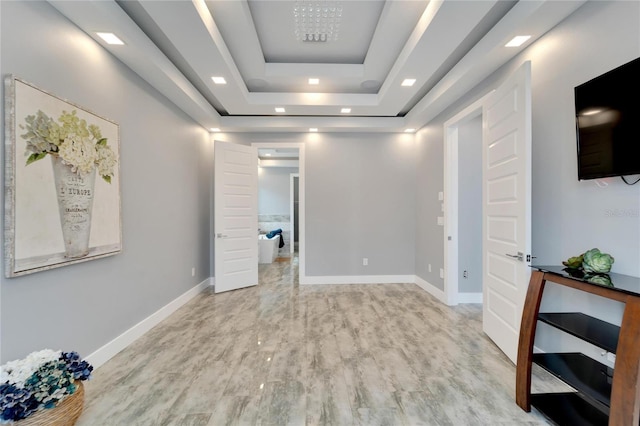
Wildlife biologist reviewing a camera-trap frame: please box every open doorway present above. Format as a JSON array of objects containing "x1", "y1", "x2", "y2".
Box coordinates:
[
  {"x1": 443, "y1": 95, "x2": 489, "y2": 305},
  {"x1": 254, "y1": 143, "x2": 306, "y2": 281}
]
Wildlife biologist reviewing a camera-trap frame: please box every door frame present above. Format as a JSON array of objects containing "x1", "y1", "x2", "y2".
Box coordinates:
[
  {"x1": 252, "y1": 142, "x2": 306, "y2": 280},
  {"x1": 443, "y1": 92, "x2": 493, "y2": 306},
  {"x1": 289, "y1": 173, "x2": 299, "y2": 254}
]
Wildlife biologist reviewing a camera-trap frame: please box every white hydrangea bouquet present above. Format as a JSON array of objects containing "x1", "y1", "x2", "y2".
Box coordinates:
[
  {"x1": 20, "y1": 109, "x2": 116, "y2": 182},
  {"x1": 0, "y1": 349, "x2": 92, "y2": 423}
]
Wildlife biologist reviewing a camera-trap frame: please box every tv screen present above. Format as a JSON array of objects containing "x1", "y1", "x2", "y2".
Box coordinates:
[{"x1": 575, "y1": 57, "x2": 640, "y2": 180}]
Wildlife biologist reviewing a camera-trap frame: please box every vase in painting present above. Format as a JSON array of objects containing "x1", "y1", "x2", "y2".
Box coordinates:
[{"x1": 51, "y1": 155, "x2": 96, "y2": 258}]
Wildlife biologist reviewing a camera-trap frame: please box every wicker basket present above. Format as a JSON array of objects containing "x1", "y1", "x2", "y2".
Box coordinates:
[{"x1": 17, "y1": 381, "x2": 84, "y2": 426}]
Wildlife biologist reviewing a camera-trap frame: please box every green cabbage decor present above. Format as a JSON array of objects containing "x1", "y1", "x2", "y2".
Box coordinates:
[
  {"x1": 562, "y1": 253, "x2": 584, "y2": 270},
  {"x1": 582, "y1": 248, "x2": 615, "y2": 274}
]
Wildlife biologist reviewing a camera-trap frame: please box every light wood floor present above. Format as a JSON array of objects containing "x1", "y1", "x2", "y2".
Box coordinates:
[{"x1": 77, "y1": 257, "x2": 560, "y2": 425}]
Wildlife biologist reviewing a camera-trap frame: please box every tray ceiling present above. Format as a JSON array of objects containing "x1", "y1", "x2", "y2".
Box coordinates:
[{"x1": 49, "y1": 0, "x2": 586, "y2": 132}]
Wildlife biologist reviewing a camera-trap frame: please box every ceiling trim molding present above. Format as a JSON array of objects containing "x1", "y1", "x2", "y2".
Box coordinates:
[
  {"x1": 220, "y1": 115, "x2": 405, "y2": 133},
  {"x1": 404, "y1": 0, "x2": 587, "y2": 129},
  {"x1": 48, "y1": 0, "x2": 222, "y2": 130}
]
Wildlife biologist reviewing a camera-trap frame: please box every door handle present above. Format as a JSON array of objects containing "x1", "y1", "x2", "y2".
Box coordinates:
[
  {"x1": 506, "y1": 252, "x2": 524, "y2": 261},
  {"x1": 216, "y1": 233, "x2": 228, "y2": 239}
]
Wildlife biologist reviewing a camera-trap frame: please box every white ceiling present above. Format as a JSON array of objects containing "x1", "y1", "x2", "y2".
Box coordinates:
[{"x1": 49, "y1": 0, "x2": 586, "y2": 133}]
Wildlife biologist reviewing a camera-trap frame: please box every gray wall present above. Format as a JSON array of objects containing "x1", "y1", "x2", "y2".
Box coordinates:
[
  {"x1": 221, "y1": 132, "x2": 417, "y2": 277},
  {"x1": 457, "y1": 116, "x2": 482, "y2": 293},
  {"x1": 1, "y1": 1, "x2": 211, "y2": 361},
  {"x1": 416, "y1": 1, "x2": 640, "y2": 289},
  {"x1": 305, "y1": 134, "x2": 416, "y2": 276},
  {"x1": 527, "y1": 1, "x2": 639, "y2": 277},
  {"x1": 415, "y1": 127, "x2": 444, "y2": 287},
  {"x1": 258, "y1": 167, "x2": 298, "y2": 215}
]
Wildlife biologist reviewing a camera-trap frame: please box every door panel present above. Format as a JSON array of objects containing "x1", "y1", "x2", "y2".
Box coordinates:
[
  {"x1": 214, "y1": 141, "x2": 258, "y2": 293},
  {"x1": 482, "y1": 62, "x2": 532, "y2": 364}
]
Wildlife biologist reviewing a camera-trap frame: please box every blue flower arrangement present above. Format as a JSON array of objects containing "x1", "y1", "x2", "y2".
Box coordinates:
[{"x1": 0, "y1": 350, "x2": 92, "y2": 423}]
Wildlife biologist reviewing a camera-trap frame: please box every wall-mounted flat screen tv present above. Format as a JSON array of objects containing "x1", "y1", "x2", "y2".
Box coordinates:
[{"x1": 575, "y1": 57, "x2": 640, "y2": 180}]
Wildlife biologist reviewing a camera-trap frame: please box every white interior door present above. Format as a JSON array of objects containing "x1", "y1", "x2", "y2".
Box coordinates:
[
  {"x1": 482, "y1": 62, "x2": 532, "y2": 364},
  {"x1": 214, "y1": 140, "x2": 258, "y2": 293}
]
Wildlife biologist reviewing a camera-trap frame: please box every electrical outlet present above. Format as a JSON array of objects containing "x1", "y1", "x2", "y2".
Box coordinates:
[
  {"x1": 438, "y1": 191, "x2": 444, "y2": 201},
  {"x1": 437, "y1": 216, "x2": 444, "y2": 226},
  {"x1": 191, "y1": 267, "x2": 195, "y2": 277},
  {"x1": 463, "y1": 270, "x2": 468, "y2": 278},
  {"x1": 440, "y1": 268, "x2": 444, "y2": 279},
  {"x1": 428, "y1": 264, "x2": 432, "y2": 273},
  {"x1": 363, "y1": 258, "x2": 368, "y2": 266}
]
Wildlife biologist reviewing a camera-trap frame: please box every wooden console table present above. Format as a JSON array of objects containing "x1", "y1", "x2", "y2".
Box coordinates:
[{"x1": 516, "y1": 265, "x2": 640, "y2": 425}]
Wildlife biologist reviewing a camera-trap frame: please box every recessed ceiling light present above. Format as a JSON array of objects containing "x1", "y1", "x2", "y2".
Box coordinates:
[
  {"x1": 209, "y1": 128, "x2": 220, "y2": 132},
  {"x1": 404, "y1": 128, "x2": 416, "y2": 133},
  {"x1": 505, "y1": 35, "x2": 531, "y2": 47},
  {"x1": 308, "y1": 78, "x2": 319, "y2": 85},
  {"x1": 401, "y1": 79, "x2": 416, "y2": 87},
  {"x1": 211, "y1": 76, "x2": 227, "y2": 85},
  {"x1": 309, "y1": 128, "x2": 318, "y2": 132},
  {"x1": 340, "y1": 108, "x2": 351, "y2": 114},
  {"x1": 581, "y1": 108, "x2": 603, "y2": 116},
  {"x1": 96, "y1": 32, "x2": 124, "y2": 45},
  {"x1": 275, "y1": 107, "x2": 286, "y2": 113},
  {"x1": 265, "y1": 153, "x2": 272, "y2": 156}
]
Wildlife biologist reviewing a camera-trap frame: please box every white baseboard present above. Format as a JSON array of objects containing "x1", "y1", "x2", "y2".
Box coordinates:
[
  {"x1": 300, "y1": 275, "x2": 454, "y2": 307},
  {"x1": 457, "y1": 292, "x2": 483, "y2": 304},
  {"x1": 300, "y1": 275, "x2": 414, "y2": 285},
  {"x1": 414, "y1": 275, "x2": 447, "y2": 304},
  {"x1": 85, "y1": 278, "x2": 211, "y2": 369}
]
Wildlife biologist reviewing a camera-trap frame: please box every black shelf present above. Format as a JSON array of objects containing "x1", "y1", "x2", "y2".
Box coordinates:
[
  {"x1": 531, "y1": 392, "x2": 609, "y2": 426},
  {"x1": 533, "y1": 353, "x2": 612, "y2": 408},
  {"x1": 538, "y1": 312, "x2": 620, "y2": 354},
  {"x1": 532, "y1": 265, "x2": 640, "y2": 296},
  {"x1": 518, "y1": 268, "x2": 640, "y2": 424}
]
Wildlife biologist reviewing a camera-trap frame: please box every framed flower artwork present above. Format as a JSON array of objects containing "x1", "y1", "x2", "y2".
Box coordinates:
[{"x1": 4, "y1": 76, "x2": 122, "y2": 277}]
